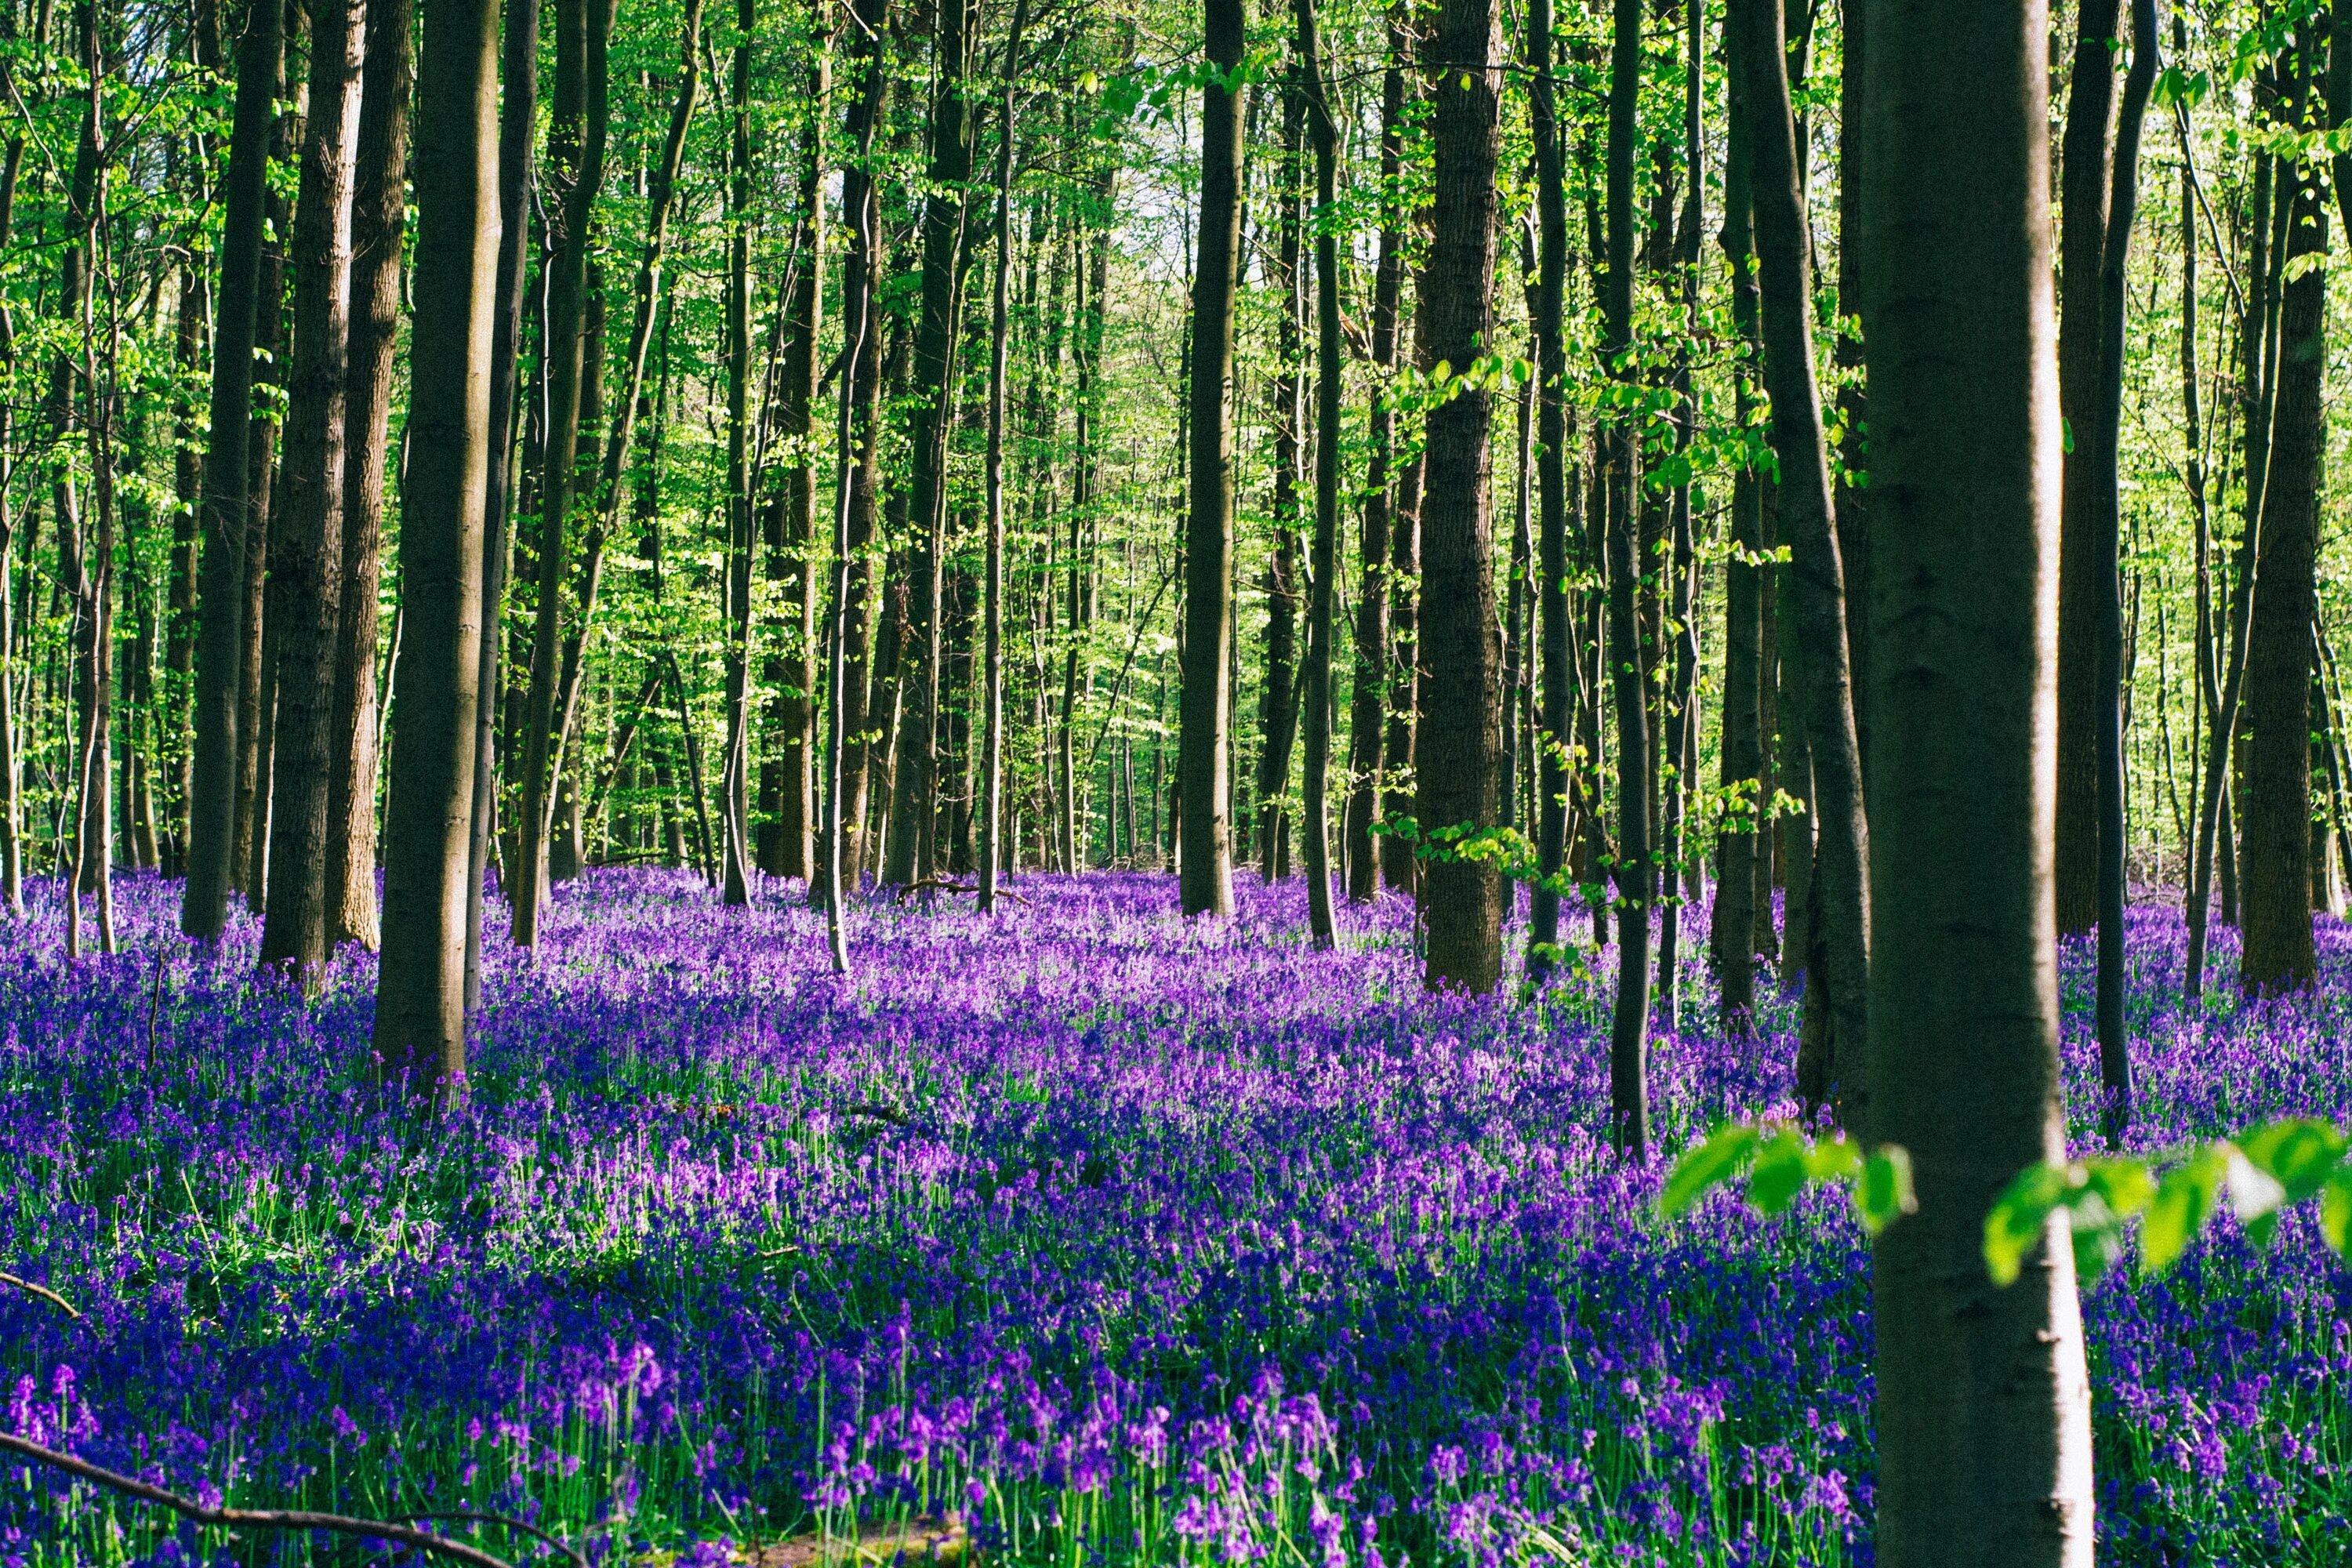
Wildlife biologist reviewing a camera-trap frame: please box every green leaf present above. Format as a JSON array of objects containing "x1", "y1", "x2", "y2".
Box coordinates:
[
  {"x1": 1747, "y1": 1131, "x2": 1812, "y2": 1214},
  {"x1": 1658, "y1": 1123, "x2": 1761, "y2": 1218},
  {"x1": 1855, "y1": 1146, "x2": 1916, "y2": 1236},
  {"x1": 1984, "y1": 1163, "x2": 2072, "y2": 1287},
  {"x1": 2319, "y1": 1168, "x2": 2352, "y2": 1253},
  {"x1": 2238, "y1": 1118, "x2": 2347, "y2": 1203},
  {"x1": 2143, "y1": 1147, "x2": 2228, "y2": 1272}
]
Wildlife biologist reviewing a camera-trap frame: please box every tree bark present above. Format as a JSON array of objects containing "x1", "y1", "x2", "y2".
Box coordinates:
[
  {"x1": 1257, "y1": 89, "x2": 1304, "y2": 884},
  {"x1": 326, "y1": 0, "x2": 409, "y2": 953},
  {"x1": 1730, "y1": 0, "x2": 1869, "y2": 1125},
  {"x1": 762, "y1": 24, "x2": 826, "y2": 883},
  {"x1": 261, "y1": 0, "x2": 365, "y2": 983},
  {"x1": 1711, "y1": 38, "x2": 1761, "y2": 1031},
  {"x1": 885, "y1": 0, "x2": 975, "y2": 891},
  {"x1": 1860, "y1": 2, "x2": 2094, "y2": 1559},
  {"x1": 510, "y1": 0, "x2": 608, "y2": 946},
  {"x1": 1414, "y1": 0, "x2": 1503, "y2": 992},
  {"x1": 2240, "y1": 86, "x2": 2324, "y2": 996},
  {"x1": 1179, "y1": 0, "x2": 1243, "y2": 918},
  {"x1": 1602, "y1": 0, "x2": 1648, "y2": 1152},
  {"x1": 462, "y1": 0, "x2": 539, "y2": 1010},
  {"x1": 2085, "y1": 0, "x2": 2156, "y2": 1130},
  {"x1": 720, "y1": 0, "x2": 754, "y2": 905},
  {"x1": 1346, "y1": 15, "x2": 1406, "y2": 906},
  {"x1": 2052, "y1": 0, "x2": 2122, "y2": 938},
  {"x1": 373, "y1": 0, "x2": 502, "y2": 1091},
  {"x1": 184, "y1": 0, "x2": 284, "y2": 941},
  {"x1": 978, "y1": 0, "x2": 1029, "y2": 912},
  {"x1": 1295, "y1": 0, "x2": 1339, "y2": 947}
]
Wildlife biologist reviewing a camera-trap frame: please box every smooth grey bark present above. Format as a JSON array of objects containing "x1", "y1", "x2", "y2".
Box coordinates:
[
  {"x1": 373, "y1": 0, "x2": 502, "y2": 1090},
  {"x1": 1860, "y1": 1, "x2": 2095, "y2": 1559}
]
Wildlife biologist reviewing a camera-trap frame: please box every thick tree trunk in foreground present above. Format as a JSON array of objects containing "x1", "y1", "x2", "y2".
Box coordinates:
[
  {"x1": 261, "y1": 0, "x2": 365, "y2": 983},
  {"x1": 374, "y1": 0, "x2": 501, "y2": 1090},
  {"x1": 1417, "y1": 0, "x2": 1503, "y2": 992},
  {"x1": 184, "y1": 0, "x2": 283, "y2": 941},
  {"x1": 2240, "y1": 137, "x2": 2324, "y2": 996},
  {"x1": 1179, "y1": 0, "x2": 1243, "y2": 917},
  {"x1": 2052, "y1": 0, "x2": 2122, "y2": 938},
  {"x1": 1860, "y1": 2, "x2": 2094, "y2": 1559}
]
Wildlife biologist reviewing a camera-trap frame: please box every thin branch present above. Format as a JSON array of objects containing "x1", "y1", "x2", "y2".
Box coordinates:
[
  {"x1": 0, "y1": 1432, "x2": 519, "y2": 1568},
  {"x1": 0, "y1": 1271, "x2": 80, "y2": 1319}
]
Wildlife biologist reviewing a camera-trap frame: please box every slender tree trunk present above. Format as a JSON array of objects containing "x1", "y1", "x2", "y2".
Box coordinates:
[
  {"x1": 1860, "y1": 2, "x2": 2094, "y2": 1559},
  {"x1": 261, "y1": 0, "x2": 365, "y2": 983},
  {"x1": 764, "y1": 24, "x2": 825, "y2": 882},
  {"x1": 1257, "y1": 89, "x2": 1304, "y2": 884},
  {"x1": 462, "y1": 0, "x2": 539, "y2": 1007},
  {"x1": 1732, "y1": 0, "x2": 1869, "y2": 1124},
  {"x1": 326, "y1": 0, "x2": 409, "y2": 953},
  {"x1": 2241, "y1": 63, "x2": 2324, "y2": 996},
  {"x1": 1381, "y1": 298, "x2": 1425, "y2": 898},
  {"x1": 185, "y1": 0, "x2": 284, "y2": 940},
  {"x1": 0, "y1": 103, "x2": 28, "y2": 914},
  {"x1": 1523, "y1": 0, "x2": 1571, "y2": 970},
  {"x1": 2053, "y1": 0, "x2": 2122, "y2": 938},
  {"x1": 235, "y1": 100, "x2": 292, "y2": 914},
  {"x1": 887, "y1": 0, "x2": 975, "y2": 891},
  {"x1": 165, "y1": 254, "x2": 204, "y2": 880},
  {"x1": 2086, "y1": 0, "x2": 2156, "y2": 1128},
  {"x1": 511, "y1": 0, "x2": 608, "y2": 946},
  {"x1": 979, "y1": 0, "x2": 1029, "y2": 911},
  {"x1": 1294, "y1": 0, "x2": 1339, "y2": 947},
  {"x1": 1602, "y1": 0, "x2": 1648, "y2": 1152},
  {"x1": 1711, "y1": 42, "x2": 1761, "y2": 1030},
  {"x1": 1653, "y1": 0, "x2": 1700, "y2": 1032},
  {"x1": 721, "y1": 0, "x2": 754, "y2": 905},
  {"x1": 373, "y1": 0, "x2": 502, "y2": 1091},
  {"x1": 1180, "y1": 0, "x2": 1243, "y2": 918},
  {"x1": 1348, "y1": 27, "x2": 1405, "y2": 906}
]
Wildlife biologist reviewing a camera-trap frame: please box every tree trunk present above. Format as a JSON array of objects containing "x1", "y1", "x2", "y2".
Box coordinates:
[
  {"x1": 510, "y1": 0, "x2": 608, "y2": 946},
  {"x1": 2086, "y1": 0, "x2": 2156, "y2": 1128},
  {"x1": 1730, "y1": 0, "x2": 1869, "y2": 1125},
  {"x1": 462, "y1": 0, "x2": 539, "y2": 1010},
  {"x1": 1257, "y1": 89, "x2": 1304, "y2": 884},
  {"x1": 2052, "y1": 0, "x2": 2122, "y2": 938},
  {"x1": 1860, "y1": 2, "x2": 2095, "y2": 1559},
  {"x1": 978, "y1": 0, "x2": 1029, "y2": 912},
  {"x1": 1294, "y1": 0, "x2": 1339, "y2": 947},
  {"x1": 1347, "y1": 23, "x2": 1405, "y2": 906},
  {"x1": 720, "y1": 0, "x2": 753, "y2": 905},
  {"x1": 1653, "y1": 0, "x2": 1700, "y2": 1033},
  {"x1": 184, "y1": 0, "x2": 284, "y2": 940},
  {"x1": 1381, "y1": 296, "x2": 1424, "y2": 898},
  {"x1": 2240, "y1": 103, "x2": 2324, "y2": 996},
  {"x1": 1601, "y1": 0, "x2": 1648, "y2": 1153},
  {"x1": 326, "y1": 0, "x2": 409, "y2": 953},
  {"x1": 1179, "y1": 0, "x2": 1243, "y2": 918},
  {"x1": 763, "y1": 23, "x2": 825, "y2": 883},
  {"x1": 886, "y1": 0, "x2": 975, "y2": 891},
  {"x1": 261, "y1": 0, "x2": 365, "y2": 983},
  {"x1": 1711, "y1": 39, "x2": 1761, "y2": 1030},
  {"x1": 372, "y1": 0, "x2": 502, "y2": 1091}
]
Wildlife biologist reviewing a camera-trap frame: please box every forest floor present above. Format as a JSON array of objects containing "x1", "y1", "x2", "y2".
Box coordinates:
[{"x1": 0, "y1": 870, "x2": 2345, "y2": 1566}]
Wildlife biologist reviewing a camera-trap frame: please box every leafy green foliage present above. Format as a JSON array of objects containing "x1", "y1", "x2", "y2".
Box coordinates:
[
  {"x1": 1983, "y1": 1120, "x2": 2352, "y2": 1287},
  {"x1": 1657, "y1": 1122, "x2": 1915, "y2": 1238}
]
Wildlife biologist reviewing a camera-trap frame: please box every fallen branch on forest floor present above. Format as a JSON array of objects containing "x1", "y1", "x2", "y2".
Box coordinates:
[
  {"x1": 887, "y1": 879, "x2": 1031, "y2": 906},
  {"x1": 0, "y1": 1270, "x2": 80, "y2": 1319},
  {"x1": 687, "y1": 1514, "x2": 967, "y2": 1568},
  {"x1": 0, "y1": 1431, "x2": 526, "y2": 1568}
]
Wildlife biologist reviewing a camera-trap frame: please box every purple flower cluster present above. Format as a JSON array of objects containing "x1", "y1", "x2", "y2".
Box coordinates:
[{"x1": 0, "y1": 870, "x2": 2345, "y2": 1566}]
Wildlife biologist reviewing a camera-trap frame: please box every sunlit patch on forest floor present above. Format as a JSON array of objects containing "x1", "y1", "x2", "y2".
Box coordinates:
[{"x1": 2, "y1": 870, "x2": 2347, "y2": 1566}]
